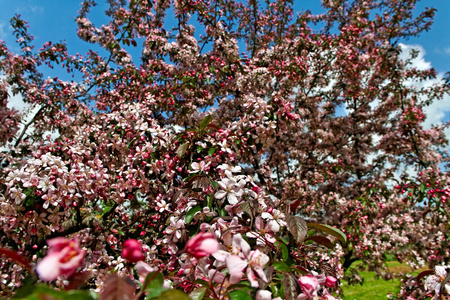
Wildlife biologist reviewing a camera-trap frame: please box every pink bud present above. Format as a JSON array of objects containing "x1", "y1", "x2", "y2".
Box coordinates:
[
  {"x1": 325, "y1": 276, "x2": 337, "y2": 288},
  {"x1": 122, "y1": 239, "x2": 144, "y2": 263},
  {"x1": 298, "y1": 275, "x2": 318, "y2": 297},
  {"x1": 36, "y1": 237, "x2": 85, "y2": 281},
  {"x1": 185, "y1": 232, "x2": 219, "y2": 259}
]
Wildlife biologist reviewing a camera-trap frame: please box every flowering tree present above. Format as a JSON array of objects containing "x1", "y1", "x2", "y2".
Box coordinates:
[{"x1": 0, "y1": 0, "x2": 449, "y2": 299}]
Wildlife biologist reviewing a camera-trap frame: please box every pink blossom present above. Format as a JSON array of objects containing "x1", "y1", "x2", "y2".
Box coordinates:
[
  {"x1": 135, "y1": 261, "x2": 157, "y2": 283},
  {"x1": 225, "y1": 234, "x2": 269, "y2": 287},
  {"x1": 36, "y1": 237, "x2": 85, "y2": 281},
  {"x1": 425, "y1": 265, "x2": 450, "y2": 299},
  {"x1": 214, "y1": 177, "x2": 245, "y2": 205},
  {"x1": 122, "y1": 239, "x2": 144, "y2": 262},
  {"x1": 191, "y1": 161, "x2": 211, "y2": 173},
  {"x1": 325, "y1": 276, "x2": 337, "y2": 288},
  {"x1": 298, "y1": 275, "x2": 318, "y2": 297},
  {"x1": 247, "y1": 216, "x2": 276, "y2": 245},
  {"x1": 185, "y1": 232, "x2": 219, "y2": 259},
  {"x1": 256, "y1": 290, "x2": 273, "y2": 300}
]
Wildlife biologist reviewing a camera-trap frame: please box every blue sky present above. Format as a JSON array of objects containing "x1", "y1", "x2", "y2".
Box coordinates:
[
  {"x1": 1, "y1": 0, "x2": 449, "y2": 136},
  {"x1": 1, "y1": 1, "x2": 449, "y2": 71}
]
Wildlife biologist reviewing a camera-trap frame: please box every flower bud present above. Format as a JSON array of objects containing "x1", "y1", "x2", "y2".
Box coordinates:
[
  {"x1": 185, "y1": 232, "x2": 219, "y2": 259},
  {"x1": 325, "y1": 276, "x2": 337, "y2": 288},
  {"x1": 122, "y1": 239, "x2": 144, "y2": 263}
]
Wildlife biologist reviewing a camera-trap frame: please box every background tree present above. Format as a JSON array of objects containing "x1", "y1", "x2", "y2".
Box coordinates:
[{"x1": 0, "y1": 0, "x2": 449, "y2": 298}]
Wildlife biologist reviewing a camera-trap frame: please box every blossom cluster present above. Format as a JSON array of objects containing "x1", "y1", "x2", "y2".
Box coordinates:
[{"x1": 0, "y1": 0, "x2": 449, "y2": 298}]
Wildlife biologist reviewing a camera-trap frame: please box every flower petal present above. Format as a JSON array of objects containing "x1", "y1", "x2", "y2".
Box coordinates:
[
  {"x1": 226, "y1": 255, "x2": 247, "y2": 283},
  {"x1": 36, "y1": 255, "x2": 61, "y2": 281}
]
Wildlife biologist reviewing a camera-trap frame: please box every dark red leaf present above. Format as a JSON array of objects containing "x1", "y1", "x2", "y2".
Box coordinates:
[
  {"x1": 416, "y1": 269, "x2": 434, "y2": 282},
  {"x1": 0, "y1": 248, "x2": 31, "y2": 270},
  {"x1": 304, "y1": 236, "x2": 334, "y2": 249},
  {"x1": 99, "y1": 273, "x2": 137, "y2": 300}
]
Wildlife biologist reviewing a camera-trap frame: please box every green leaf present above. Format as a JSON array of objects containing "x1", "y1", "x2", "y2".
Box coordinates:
[
  {"x1": 280, "y1": 242, "x2": 289, "y2": 261},
  {"x1": 307, "y1": 223, "x2": 347, "y2": 245},
  {"x1": 198, "y1": 115, "x2": 212, "y2": 132},
  {"x1": 280, "y1": 235, "x2": 290, "y2": 245},
  {"x1": 185, "y1": 206, "x2": 202, "y2": 224},
  {"x1": 13, "y1": 284, "x2": 98, "y2": 300},
  {"x1": 420, "y1": 183, "x2": 426, "y2": 194},
  {"x1": 285, "y1": 215, "x2": 307, "y2": 244},
  {"x1": 127, "y1": 136, "x2": 138, "y2": 150},
  {"x1": 272, "y1": 261, "x2": 290, "y2": 272},
  {"x1": 158, "y1": 290, "x2": 190, "y2": 300},
  {"x1": 144, "y1": 272, "x2": 166, "y2": 299},
  {"x1": 25, "y1": 196, "x2": 35, "y2": 207},
  {"x1": 228, "y1": 290, "x2": 252, "y2": 300},
  {"x1": 218, "y1": 207, "x2": 227, "y2": 217},
  {"x1": 193, "y1": 279, "x2": 210, "y2": 288},
  {"x1": 226, "y1": 282, "x2": 251, "y2": 291},
  {"x1": 177, "y1": 142, "x2": 189, "y2": 158},
  {"x1": 270, "y1": 285, "x2": 280, "y2": 298},
  {"x1": 189, "y1": 287, "x2": 207, "y2": 300},
  {"x1": 207, "y1": 148, "x2": 216, "y2": 156}
]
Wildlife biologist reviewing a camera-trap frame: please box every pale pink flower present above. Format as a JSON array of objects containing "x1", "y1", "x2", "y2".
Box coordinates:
[
  {"x1": 298, "y1": 275, "x2": 319, "y2": 297},
  {"x1": 214, "y1": 177, "x2": 245, "y2": 205},
  {"x1": 190, "y1": 161, "x2": 211, "y2": 173},
  {"x1": 217, "y1": 164, "x2": 242, "y2": 177},
  {"x1": 261, "y1": 209, "x2": 286, "y2": 232},
  {"x1": 185, "y1": 232, "x2": 219, "y2": 259},
  {"x1": 135, "y1": 261, "x2": 157, "y2": 283},
  {"x1": 256, "y1": 290, "x2": 273, "y2": 300},
  {"x1": 225, "y1": 234, "x2": 269, "y2": 287},
  {"x1": 122, "y1": 239, "x2": 144, "y2": 263},
  {"x1": 156, "y1": 199, "x2": 171, "y2": 213},
  {"x1": 36, "y1": 237, "x2": 85, "y2": 281},
  {"x1": 208, "y1": 268, "x2": 227, "y2": 284},
  {"x1": 42, "y1": 192, "x2": 58, "y2": 209},
  {"x1": 425, "y1": 265, "x2": 450, "y2": 299},
  {"x1": 38, "y1": 176, "x2": 55, "y2": 193},
  {"x1": 9, "y1": 187, "x2": 26, "y2": 205},
  {"x1": 193, "y1": 207, "x2": 217, "y2": 221},
  {"x1": 247, "y1": 216, "x2": 276, "y2": 245}
]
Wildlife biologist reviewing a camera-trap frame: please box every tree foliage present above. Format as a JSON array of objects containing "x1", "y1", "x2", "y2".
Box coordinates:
[{"x1": 0, "y1": 0, "x2": 449, "y2": 298}]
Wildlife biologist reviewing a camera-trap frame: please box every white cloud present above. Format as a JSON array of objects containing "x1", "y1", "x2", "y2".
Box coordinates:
[
  {"x1": 399, "y1": 43, "x2": 432, "y2": 70},
  {"x1": 1, "y1": 76, "x2": 59, "y2": 149},
  {"x1": 28, "y1": 6, "x2": 44, "y2": 14},
  {"x1": 433, "y1": 46, "x2": 450, "y2": 55},
  {"x1": 7, "y1": 91, "x2": 28, "y2": 111},
  {"x1": 399, "y1": 44, "x2": 450, "y2": 138}
]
